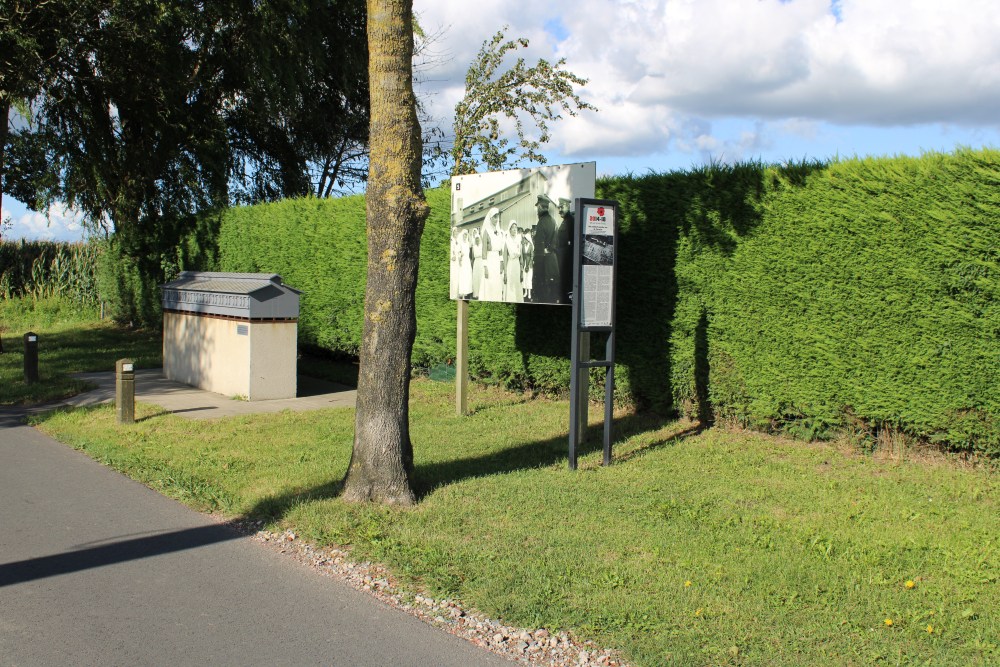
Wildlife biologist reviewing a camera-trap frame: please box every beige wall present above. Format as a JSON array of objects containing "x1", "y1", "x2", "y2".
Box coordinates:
[
  {"x1": 163, "y1": 312, "x2": 297, "y2": 400},
  {"x1": 248, "y1": 321, "x2": 297, "y2": 400}
]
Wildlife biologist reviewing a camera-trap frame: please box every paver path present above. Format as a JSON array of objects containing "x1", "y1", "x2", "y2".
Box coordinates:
[{"x1": 64, "y1": 368, "x2": 357, "y2": 419}]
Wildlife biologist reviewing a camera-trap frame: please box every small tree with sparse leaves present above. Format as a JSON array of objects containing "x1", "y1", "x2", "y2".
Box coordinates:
[{"x1": 449, "y1": 25, "x2": 595, "y2": 176}]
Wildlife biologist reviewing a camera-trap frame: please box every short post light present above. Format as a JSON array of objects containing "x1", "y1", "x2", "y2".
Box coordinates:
[
  {"x1": 23, "y1": 332, "x2": 39, "y2": 384},
  {"x1": 116, "y1": 358, "x2": 136, "y2": 424}
]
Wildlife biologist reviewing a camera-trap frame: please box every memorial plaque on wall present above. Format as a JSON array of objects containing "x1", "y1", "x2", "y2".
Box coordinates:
[
  {"x1": 579, "y1": 203, "x2": 616, "y2": 327},
  {"x1": 450, "y1": 162, "x2": 596, "y2": 305}
]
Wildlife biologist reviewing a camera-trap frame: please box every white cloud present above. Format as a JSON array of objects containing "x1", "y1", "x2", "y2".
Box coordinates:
[
  {"x1": 2, "y1": 202, "x2": 87, "y2": 242},
  {"x1": 414, "y1": 0, "x2": 1000, "y2": 162},
  {"x1": 555, "y1": 102, "x2": 677, "y2": 157}
]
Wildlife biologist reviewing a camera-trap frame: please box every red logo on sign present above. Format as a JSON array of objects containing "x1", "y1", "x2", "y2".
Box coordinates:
[{"x1": 597, "y1": 207, "x2": 605, "y2": 216}]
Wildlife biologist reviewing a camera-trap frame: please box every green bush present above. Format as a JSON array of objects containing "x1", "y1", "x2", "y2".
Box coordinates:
[
  {"x1": 94, "y1": 238, "x2": 163, "y2": 327},
  {"x1": 703, "y1": 151, "x2": 999, "y2": 455},
  {"x1": 94, "y1": 212, "x2": 221, "y2": 327},
  {"x1": 202, "y1": 149, "x2": 998, "y2": 455},
  {"x1": 214, "y1": 194, "x2": 372, "y2": 355}
]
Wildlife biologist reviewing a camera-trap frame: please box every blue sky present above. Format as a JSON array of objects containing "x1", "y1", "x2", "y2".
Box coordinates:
[
  {"x1": 5, "y1": 0, "x2": 999, "y2": 241},
  {"x1": 414, "y1": 0, "x2": 1000, "y2": 171}
]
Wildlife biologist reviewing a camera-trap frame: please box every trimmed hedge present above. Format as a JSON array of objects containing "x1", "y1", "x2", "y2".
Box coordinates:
[
  {"x1": 704, "y1": 151, "x2": 999, "y2": 454},
  {"x1": 213, "y1": 191, "x2": 454, "y2": 366},
  {"x1": 205, "y1": 149, "x2": 999, "y2": 455}
]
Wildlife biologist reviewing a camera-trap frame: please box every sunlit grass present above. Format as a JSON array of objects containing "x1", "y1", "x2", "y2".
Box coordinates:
[
  {"x1": 0, "y1": 296, "x2": 161, "y2": 405},
  {"x1": 36, "y1": 378, "x2": 999, "y2": 666},
  {"x1": 11, "y1": 306, "x2": 996, "y2": 664}
]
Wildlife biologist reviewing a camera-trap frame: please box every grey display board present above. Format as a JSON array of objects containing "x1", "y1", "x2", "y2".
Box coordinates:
[
  {"x1": 450, "y1": 162, "x2": 596, "y2": 305},
  {"x1": 579, "y1": 203, "x2": 616, "y2": 328}
]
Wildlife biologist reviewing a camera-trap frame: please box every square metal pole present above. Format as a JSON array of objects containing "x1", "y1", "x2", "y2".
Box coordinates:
[
  {"x1": 456, "y1": 299, "x2": 470, "y2": 415},
  {"x1": 603, "y1": 331, "x2": 615, "y2": 466}
]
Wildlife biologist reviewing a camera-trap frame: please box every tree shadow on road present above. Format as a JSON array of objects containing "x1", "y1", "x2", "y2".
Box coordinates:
[{"x1": 0, "y1": 522, "x2": 247, "y2": 587}]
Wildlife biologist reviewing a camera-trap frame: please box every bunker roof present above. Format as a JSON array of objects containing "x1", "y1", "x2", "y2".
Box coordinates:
[{"x1": 161, "y1": 272, "x2": 301, "y2": 320}]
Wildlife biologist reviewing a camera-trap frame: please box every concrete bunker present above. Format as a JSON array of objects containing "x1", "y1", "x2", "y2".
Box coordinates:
[{"x1": 161, "y1": 272, "x2": 302, "y2": 400}]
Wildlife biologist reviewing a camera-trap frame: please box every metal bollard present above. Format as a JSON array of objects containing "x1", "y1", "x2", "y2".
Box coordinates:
[
  {"x1": 24, "y1": 332, "x2": 39, "y2": 384},
  {"x1": 116, "y1": 358, "x2": 136, "y2": 424}
]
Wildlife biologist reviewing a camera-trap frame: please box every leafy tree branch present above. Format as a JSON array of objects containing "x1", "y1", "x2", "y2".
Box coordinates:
[{"x1": 449, "y1": 25, "x2": 596, "y2": 176}]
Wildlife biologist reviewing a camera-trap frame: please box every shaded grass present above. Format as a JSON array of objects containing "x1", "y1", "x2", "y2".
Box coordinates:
[
  {"x1": 0, "y1": 296, "x2": 161, "y2": 405},
  {"x1": 35, "y1": 380, "x2": 999, "y2": 666}
]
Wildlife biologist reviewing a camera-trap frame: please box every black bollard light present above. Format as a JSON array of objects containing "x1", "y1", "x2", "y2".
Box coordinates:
[
  {"x1": 23, "y1": 332, "x2": 39, "y2": 384},
  {"x1": 116, "y1": 358, "x2": 136, "y2": 424}
]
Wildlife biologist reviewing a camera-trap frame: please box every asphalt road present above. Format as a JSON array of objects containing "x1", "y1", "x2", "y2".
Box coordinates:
[{"x1": 0, "y1": 416, "x2": 509, "y2": 666}]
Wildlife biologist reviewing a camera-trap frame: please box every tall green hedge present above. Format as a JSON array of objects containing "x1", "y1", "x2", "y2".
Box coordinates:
[
  {"x1": 702, "y1": 151, "x2": 999, "y2": 454},
  {"x1": 214, "y1": 192, "x2": 454, "y2": 366},
  {"x1": 207, "y1": 149, "x2": 999, "y2": 455}
]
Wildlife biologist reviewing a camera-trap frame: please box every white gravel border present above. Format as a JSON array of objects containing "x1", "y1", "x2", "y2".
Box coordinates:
[{"x1": 243, "y1": 523, "x2": 629, "y2": 667}]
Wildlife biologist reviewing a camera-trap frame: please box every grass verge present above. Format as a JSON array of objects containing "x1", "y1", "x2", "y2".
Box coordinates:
[
  {"x1": 34, "y1": 380, "x2": 999, "y2": 666},
  {"x1": 0, "y1": 296, "x2": 161, "y2": 405}
]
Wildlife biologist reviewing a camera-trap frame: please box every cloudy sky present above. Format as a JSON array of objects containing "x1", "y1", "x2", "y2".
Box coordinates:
[{"x1": 5, "y1": 0, "x2": 999, "y2": 241}]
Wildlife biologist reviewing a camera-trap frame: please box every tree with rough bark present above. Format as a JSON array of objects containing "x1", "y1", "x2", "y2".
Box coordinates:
[
  {"x1": 449, "y1": 25, "x2": 595, "y2": 176},
  {"x1": 341, "y1": 0, "x2": 429, "y2": 505}
]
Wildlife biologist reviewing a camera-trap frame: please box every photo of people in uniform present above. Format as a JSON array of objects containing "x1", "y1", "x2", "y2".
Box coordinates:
[{"x1": 450, "y1": 162, "x2": 596, "y2": 305}]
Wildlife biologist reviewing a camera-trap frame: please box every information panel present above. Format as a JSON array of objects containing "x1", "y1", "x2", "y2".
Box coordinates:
[
  {"x1": 579, "y1": 203, "x2": 616, "y2": 328},
  {"x1": 568, "y1": 197, "x2": 620, "y2": 470}
]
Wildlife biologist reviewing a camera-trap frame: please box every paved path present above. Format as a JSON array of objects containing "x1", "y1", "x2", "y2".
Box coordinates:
[
  {"x1": 63, "y1": 368, "x2": 357, "y2": 419},
  {"x1": 0, "y1": 412, "x2": 509, "y2": 665}
]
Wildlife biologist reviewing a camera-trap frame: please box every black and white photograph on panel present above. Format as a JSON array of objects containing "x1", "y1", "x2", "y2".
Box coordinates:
[
  {"x1": 582, "y1": 235, "x2": 614, "y2": 265},
  {"x1": 450, "y1": 162, "x2": 596, "y2": 305}
]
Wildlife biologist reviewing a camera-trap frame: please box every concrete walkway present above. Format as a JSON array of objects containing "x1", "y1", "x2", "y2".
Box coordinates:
[
  {"x1": 64, "y1": 368, "x2": 357, "y2": 419},
  {"x1": 0, "y1": 403, "x2": 510, "y2": 665}
]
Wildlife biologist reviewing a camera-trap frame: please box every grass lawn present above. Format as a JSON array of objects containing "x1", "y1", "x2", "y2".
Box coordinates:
[
  {"x1": 34, "y1": 379, "x2": 999, "y2": 666},
  {"x1": 0, "y1": 296, "x2": 162, "y2": 405}
]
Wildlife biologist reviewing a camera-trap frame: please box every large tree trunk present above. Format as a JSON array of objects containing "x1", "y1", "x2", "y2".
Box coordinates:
[{"x1": 341, "y1": 0, "x2": 429, "y2": 505}]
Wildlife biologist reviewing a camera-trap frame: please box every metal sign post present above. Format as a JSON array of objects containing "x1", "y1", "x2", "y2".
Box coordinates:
[
  {"x1": 569, "y1": 199, "x2": 620, "y2": 469},
  {"x1": 456, "y1": 299, "x2": 470, "y2": 415}
]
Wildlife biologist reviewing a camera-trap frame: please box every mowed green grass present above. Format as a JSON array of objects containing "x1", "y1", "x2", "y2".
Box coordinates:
[
  {"x1": 0, "y1": 297, "x2": 162, "y2": 405},
  {"x1": 35, "y1": 379, "x2": 998, "y2": 666}
]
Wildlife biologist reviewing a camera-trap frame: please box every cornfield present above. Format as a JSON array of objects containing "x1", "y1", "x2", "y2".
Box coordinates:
[{"x1": 0, "y1": 240, "x2": 101, "y2": 304}]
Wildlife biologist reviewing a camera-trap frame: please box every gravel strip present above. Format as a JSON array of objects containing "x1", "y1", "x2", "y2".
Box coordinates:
[{"x1": 237, "y1": 522, "x2": 629, "y2": 667}]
